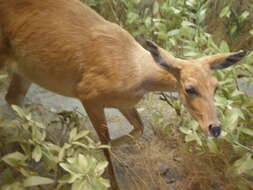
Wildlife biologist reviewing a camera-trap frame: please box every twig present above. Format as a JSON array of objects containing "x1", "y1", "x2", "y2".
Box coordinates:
[
  {"x1": 233, "y1": 141, "x2": 253, "y2": 154},
  {"x1": 226, "y1": 131, "x2": 253, "y2": 154},
  {"x1": 160, "y1": 93, "x2": 181, "y2": 116}
]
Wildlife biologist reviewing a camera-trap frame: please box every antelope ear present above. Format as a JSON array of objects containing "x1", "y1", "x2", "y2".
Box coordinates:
[
  {"x1": 202, "y1": 51, "x2": 247, "y2": 70},
  {"x1": 145, "y1": 40, "x2": 181, "y2": 77}
]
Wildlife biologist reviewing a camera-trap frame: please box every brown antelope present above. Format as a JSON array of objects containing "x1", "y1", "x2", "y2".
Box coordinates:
[{"x1": 0, "y1": 0, "x2": 246, "y2": 189}]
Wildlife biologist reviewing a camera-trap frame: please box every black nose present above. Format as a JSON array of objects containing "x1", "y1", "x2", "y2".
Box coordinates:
[{"x1": 208, "y1": 124, "x2": 221, "y2": 137}]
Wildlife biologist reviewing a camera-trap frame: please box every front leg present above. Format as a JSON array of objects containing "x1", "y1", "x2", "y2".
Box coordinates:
[
  {"x1": 5, "y1": 73, "x2": 31, "y2": 106},
  {"x1": 111, "y1": 108, "x2": 144, "y2": 146},
  {"x1": 82, "y1": 102, "x2": 120, "y2": 190}
]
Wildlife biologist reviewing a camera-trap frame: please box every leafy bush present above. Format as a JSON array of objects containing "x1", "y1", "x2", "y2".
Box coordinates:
[{"x1": 0, "y1": 106, "x2": 110, "y2": 190}]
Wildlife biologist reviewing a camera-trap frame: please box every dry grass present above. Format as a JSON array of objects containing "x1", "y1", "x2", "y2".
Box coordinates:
[{"x1": 111, "y1": 125, "x2": 252, "y2": 190}]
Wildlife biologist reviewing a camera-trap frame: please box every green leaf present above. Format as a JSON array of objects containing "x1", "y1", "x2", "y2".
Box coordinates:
[
  {"x1": 95, "y1": 161, "x2": 108, "y2": 176},
  {"x1": 99, "y1": 178, "x2": 111, "y2": 188},
  {"x1": 127, "y1": 12, "x2": 139, "y2": 24},
  {"x1": 187, "y1": 120, "x2": 199, "y2": 131},
  {"x1": 98, "y1": 144, "x2": 110, "y2": 149},
  {"x1": 171, "y1": 7, "x2": 180, "y2": 15},
  {"x1": 157, "y1": 31, "x2": 168, "y2": 40},
  {"x1": 60, "y1": 161, "x2": 81, "y2": 175},
  {"x1": 144, "y1": 17, "x2": 152, "y2": 27},
  {"x1": 59, "y1": 174, "x2": 80, "y2": 184},
  {"x1": 69, "y1": 128, "x2": 78, "y2": 142},
  {"x1": 11, "y1": 105, "x2": 27, "y2": 119},
  {"x1": 179, "y1": 127, "x2": 192, "y2": 135},
  {"x1": 239, "y1": 11, "x2": 249, "y2": 22},
  {"x1": 186, "y1": 0, "x2": 196, "y2": 7},
  {"x1": 91, "y1": 178, "x2": 109, "y2": 190},
  {"x1": 86, "y1": 155, "x2": 97, "y2": 174},
  {"x1": 23, "y1": 176, "x2": 54, "y2": 187},
  {"x1": 58, "y1": 143, "x2": 71, "y2": 162},
  {"x1": 19, "y1": 168, "x2": 33, "y2": 177},
  {"x1": 184, "y1": 51, "x2": 198, "y2": 57},
  {"x1": 45, "y1": 142, "x2": 61, "y2": 152},
  {"x1": 60, "y1": 162, "x2": 77, "y2": 175},
  {"x1": 208, "y1": 37, "x2": 220, "y2": 52},
  {"x1": 207, "y1": 139, "x2": 219, "y2": 153},
  {"x1": 72, "y1": 142, "x2": 89, "y2": 149},
  {"x1": 167, "y1": 29, "x2": 180, "y2": 36},
  {"x1": 222, "y1": 108, "x2": 242, "y2": 131},
  {"x1": 234, "y1": 153, "x2": 253, "y2": 175},
  {"x1": 32, "y1": 145, "x2": 42, "y2": 162},
  {"x1": 185, "y1": 130, "x2": 202, "y2": 146},
  {"x1": 73, "y1": 130, "x2": 90, "y2": 141},
  {"x1": 153, "y1": 1, "x2": 159, "y2": 15},
  {"x1": 185, "y1": 134, "x2": 195, "y2": 143},
  {"x1": 180, "y1": 26, "x2": 194, "y2": 38},
  {"x1": 78, "y1": 154, "x2": 89, "y2": 173},
  {"x1": 32, "y1": 127, "x2": 43, "y2": 141},
  {"x1": 240, "y1": 128, "x2": 253, "y2": 137},
  {"x1": 230, "y1": 25, "x2": 237, "y2": 35},
  {"x1": 181, "y1": 20, "x2": 195, "y2": 27},
  {"x1": 72, "y1": 180, "x2": 89, "y2": 190},
  {"x1": 219, "y1": 6, "x2": 230, "y2": 18},
  {"x1": 219, "y1": 40, "x2": 230, "y2": 53},
  {"x1": 58, "y1": 149, "x2": 66, "y2": 163},
  {"x1": 2, "y1": 152, "x2": 27, "y2": 167},
  {"x1": 250, "y1": 29, "x2": 253, "y2": 36},
  {"x1": 198, "y1": 8, "x2": 207, "y2": 22},
  {"x1": 0, "y1": 74, "x2": 8, "y2": 80}
]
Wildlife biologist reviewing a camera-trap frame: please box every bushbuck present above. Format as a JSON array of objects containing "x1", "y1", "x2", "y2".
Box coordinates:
[{"x1": 0, "y1": 0, "x2": 246, "y2": 189}]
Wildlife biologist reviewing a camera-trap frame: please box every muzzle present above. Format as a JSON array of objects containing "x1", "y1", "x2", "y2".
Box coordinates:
[{"x1": 208, "y1": 124, "x2": 221, "y2": 137}]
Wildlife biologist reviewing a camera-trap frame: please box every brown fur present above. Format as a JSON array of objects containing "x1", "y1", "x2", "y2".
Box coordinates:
[{"x1": 0, "y1": 0, "x2": 246, "y2": 189}]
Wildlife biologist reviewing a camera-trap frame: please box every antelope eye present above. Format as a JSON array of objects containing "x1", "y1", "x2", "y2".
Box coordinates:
[{"x1": 185, "y1": 87, "x2": 197, "y2": 95}]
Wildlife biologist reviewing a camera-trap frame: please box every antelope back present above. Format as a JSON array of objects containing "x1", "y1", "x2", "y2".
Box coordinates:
[{"x1": 0, "y1": 0, "x2": 144, "y2": 101}]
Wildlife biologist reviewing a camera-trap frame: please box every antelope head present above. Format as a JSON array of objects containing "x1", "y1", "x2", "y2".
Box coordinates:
[{"x1": 146, "y1": 40, "x2": 246, "y2": 137}]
